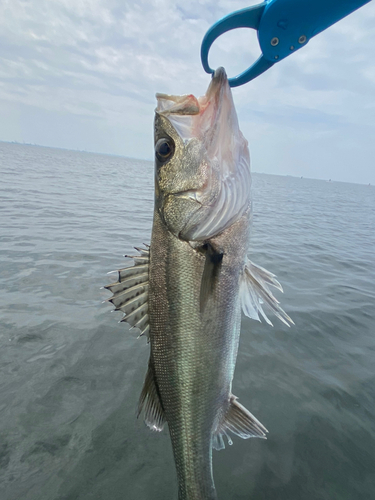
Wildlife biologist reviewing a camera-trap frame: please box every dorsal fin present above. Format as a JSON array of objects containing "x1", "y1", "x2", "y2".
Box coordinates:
[
  {"x1": 240, "y1": 258, "x2": 294, "y2": 327},
  {"x1": 105, "y1": 244, "x2": 150, "y2": 340},
  {"x1": 212, "y1": 395, "x2": 268, "y2": 451}
]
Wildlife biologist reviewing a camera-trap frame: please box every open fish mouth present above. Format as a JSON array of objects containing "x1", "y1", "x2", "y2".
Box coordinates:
[{"x1": 155, "y1": 66, "x2": 233, "y2": 141}]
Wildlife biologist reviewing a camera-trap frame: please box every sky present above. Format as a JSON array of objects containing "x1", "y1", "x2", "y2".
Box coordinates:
[{"x1": 0, "y1": 0, "x2": 374, "y2": 184}]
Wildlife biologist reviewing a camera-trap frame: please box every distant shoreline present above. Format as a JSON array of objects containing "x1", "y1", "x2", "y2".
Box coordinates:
[{"x1": 0, "y1": 140, "x2": 372, "y2": 187}]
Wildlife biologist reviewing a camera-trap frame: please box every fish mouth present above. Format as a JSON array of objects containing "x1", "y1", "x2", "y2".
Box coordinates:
[
  {"x1": 206, "y1": 67, "x2": 228, "y2": 99},
  {"x1": 196, "y1": 67, "x2": 230, "y2": 123},
  {"x1": 212, "y1": 66, "x2": 227, "y2": 81},
  {"x1": 155, "y1": 67, "x2": 250, "y2": 242},
  {"x1": 155, "y1": 67, "x2": 230, "y2": 123},
  {"x1": 196, "y1": 66, "x2": 240, "y2": 159}
]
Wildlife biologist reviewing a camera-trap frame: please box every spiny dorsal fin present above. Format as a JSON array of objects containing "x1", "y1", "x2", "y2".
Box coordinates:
[
  {"x1": 240, "y1": 258, "x2": 294, "y2": 327},
  {"x1": 138, "y1": 360, "x2": 165, "y2": 432},
  {"x1": 105, "y1": 244, "x2": 150, "y2": 340},
  {"x1": 212, "y1": 395, "x2": 268, "y2": 451}
]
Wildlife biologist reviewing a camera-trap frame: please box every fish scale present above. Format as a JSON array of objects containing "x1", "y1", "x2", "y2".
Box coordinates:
[{"x1": 149, "y1": 210, "x2": 243, "y2": 499}]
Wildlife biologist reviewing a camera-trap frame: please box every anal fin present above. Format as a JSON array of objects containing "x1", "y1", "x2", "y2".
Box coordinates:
[
  {"x1": 138, "y1": 360, "x2": 165, "y2": 432},
  {"x1": 212, "y1": 395, "x2": 268, "y2": 451}
]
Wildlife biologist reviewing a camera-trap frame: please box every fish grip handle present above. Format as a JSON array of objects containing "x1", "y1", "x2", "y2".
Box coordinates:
[
  {"x1": 200, "y1": 2, "x2": 273, "y2": 88},
  {"x1": 201, "y1": 0, "x2": 372, "y2": 87}
]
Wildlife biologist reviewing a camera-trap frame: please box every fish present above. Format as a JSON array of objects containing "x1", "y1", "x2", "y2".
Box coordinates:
[{"x1": 105, "y1": 67, "x2": 293, "y2": 500}]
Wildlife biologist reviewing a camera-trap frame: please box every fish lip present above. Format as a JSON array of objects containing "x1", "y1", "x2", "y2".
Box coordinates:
[
  {"x1": 211, "y1": 67, "x2": 227, "y2": 84},
  {"x1": 196, "y1": 67, "x2": 232, "y2": 138},
  {"x1": 204, "y1": 67, "x2": 228, "y2": 100}
]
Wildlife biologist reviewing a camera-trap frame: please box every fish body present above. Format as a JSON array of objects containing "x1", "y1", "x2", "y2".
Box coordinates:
[
  {"x1": 106, "y1": 68, "x2": 292, "y2": 499},
  {"x1": 149, "y1": 206, "x2": 247, "y2": 499}
]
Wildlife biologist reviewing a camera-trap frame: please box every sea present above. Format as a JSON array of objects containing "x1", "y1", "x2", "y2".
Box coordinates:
[{"x1": 0, "y1": 141, "x2": 374, "y2": 500}]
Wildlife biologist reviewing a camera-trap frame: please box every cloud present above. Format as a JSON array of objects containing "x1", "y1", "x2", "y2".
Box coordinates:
[{"x1": 0, "y1": 0, "x2": 374, "y2": 183}]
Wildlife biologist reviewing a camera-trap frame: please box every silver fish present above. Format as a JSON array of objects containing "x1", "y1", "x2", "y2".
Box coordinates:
[{"x1": 106, "y1": 67, "x2": 293, "y2": 499}]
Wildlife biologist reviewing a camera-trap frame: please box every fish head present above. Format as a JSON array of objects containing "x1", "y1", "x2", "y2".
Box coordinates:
[{"x1": 154, "y1": 67, "x2": 251, "y2": 242}]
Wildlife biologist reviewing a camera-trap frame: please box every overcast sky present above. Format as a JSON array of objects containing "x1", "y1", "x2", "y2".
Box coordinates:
[{"x1": 0, "y1": 0, "x2": 374, "y2": 184}]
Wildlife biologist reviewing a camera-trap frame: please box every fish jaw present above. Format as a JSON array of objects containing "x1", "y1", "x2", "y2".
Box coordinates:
[{"x1": 154, "y1": 68, "x2": 252, "y2": 243}]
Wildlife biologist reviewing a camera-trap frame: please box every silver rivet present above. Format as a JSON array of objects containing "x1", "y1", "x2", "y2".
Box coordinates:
[
  {"x1": 290, "y1": 45, "x2": 295, "y2": 50},
  {"x1": 274, "y1": 55, "x2": 279, "y2": 60},
  {"x1": 271, "y1": 37, "x2": 279, "y2": 46},
  {"x1": 298, "y1": 35, "x2": 307, "y2": 44}
]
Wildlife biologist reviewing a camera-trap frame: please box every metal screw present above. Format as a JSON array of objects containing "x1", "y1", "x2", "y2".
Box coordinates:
[
  {"x1": 271, "y1": 37, "x2": 279, "y2": 46},
  {"x1": 298, "y1": 35, "x2": 307, "y2": 44},
  {"x1": 274, "y1": 55, "x2": 279, "y2": 60},
  {"x1": 290, "y1": 45, "x2": 295, "y2": 50}
]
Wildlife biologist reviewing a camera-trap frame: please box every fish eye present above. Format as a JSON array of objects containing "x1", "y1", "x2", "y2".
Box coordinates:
[{"x1": 155, "y1": 138, "x2": 175, "y2": 163}]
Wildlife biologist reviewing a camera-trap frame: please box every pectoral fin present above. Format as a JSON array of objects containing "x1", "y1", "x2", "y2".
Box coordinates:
[
  {"x1": 240, "y1": 258, "x2": 294, "y2": 327},
  {"x1": 105, "y1": 244, "x2": 150, "y2": 339},
  {"x1": 199, "y1": 243, "x2": 223, "y2": 312},
  {"x1": 212, "y1": 395, "x2": 268, "y2": 451},
  {"x1": 138, "y1": 360, "x2": 165, "y2": 432}
]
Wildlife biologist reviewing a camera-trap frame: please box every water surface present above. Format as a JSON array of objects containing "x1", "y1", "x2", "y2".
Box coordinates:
[{"x1": 0, "y1": 142, "x2": 374, "y2": 499}]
